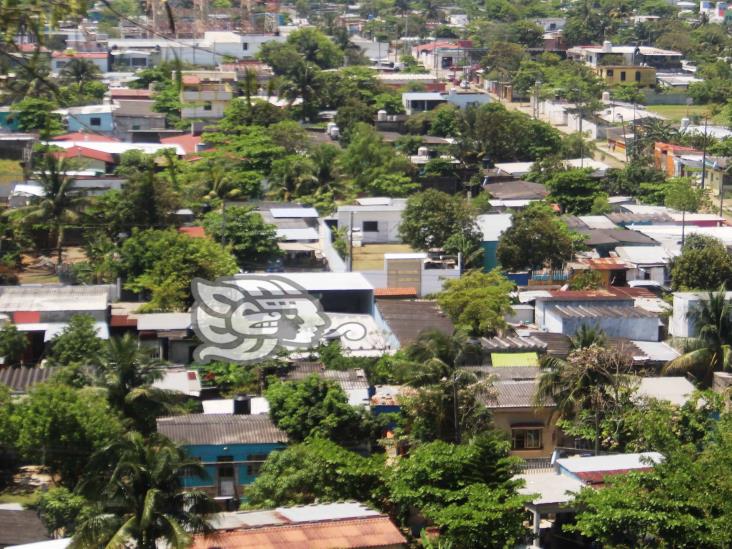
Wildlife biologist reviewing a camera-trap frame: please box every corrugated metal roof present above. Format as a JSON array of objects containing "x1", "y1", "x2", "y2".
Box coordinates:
[
  {"x1": 0, "y1": 366, "x2": 58, "y2": 394},
  {"x1": 156, "y1": 414, "x2": 288, "y2": 445},
  {"x1": 481, "y1": 334, "x2": 547, "y2": 351},
  {"x1": 484, "y1": 380, "x2": 554, "y2": 409},
  {"x1": 270, "y1": 208, "x2": 319, "y2": 219},
  {"x1": 376, "y1": 299, "x2": 454, "y2": 347},
  {"x1": 286, "y1": 362, "x2": 369, "y2": 391},
  {"x1": 491, "y1": 352, "x2": 539, "y2": 367},
  {"x1": 551, "y1": 305, "x2": 659, "y2": 319},
  {"x1": 190, "y1": 516, "x2": 406, "y2": 549}
]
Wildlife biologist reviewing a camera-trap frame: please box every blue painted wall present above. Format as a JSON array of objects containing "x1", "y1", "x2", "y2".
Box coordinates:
[
  {"x1": 67, "y1": 113, "x2": 114, "y2": 133},
  {"x1": 180, "y1": 442, "x2": 285, "y2": 488},
  {"x1": 483, "y1": 241, "x2": 498, "y2": 271},
  {"x1": 0, "y1": 110, "x2": 20, "y2": 131}
]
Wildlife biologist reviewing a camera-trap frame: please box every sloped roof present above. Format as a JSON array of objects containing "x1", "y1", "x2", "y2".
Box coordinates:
[
  {"x1": 376, "y1": 299, "x2": 454, "y2": 346},
  {"x1": 52, "y1": 132, "x2": 120, "y2": 142},
  {"x1": 55, "y1": 145, "x2": 114, "y2": 164},
  {"x1": 190, "y1": 516, "x2": 406, "y2": 549},
  {"x1": 156, "y1": 414, "x2": 288, "y2": 445},
  {"x1": 285, "y1": 362, "x2": 369, "y2": 391},
  {"x1": 483, "y1": 380, "x2": 554, "y2": 409},
  {"x1": 0, "y1": 366, "x2": 58, "y2": 394},
  {"x1": 160, "y1": 134, "x2": 202, "y2": 154},
  {"x1": 0, "y1": 509, "x2": 51, "y2": 547},
  {"x1": 0, "y1": 285, "x2": 110, "y2": 312}
]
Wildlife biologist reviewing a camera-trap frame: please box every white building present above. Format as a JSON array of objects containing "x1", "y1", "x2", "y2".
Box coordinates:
[
  {"x1": 614, "y1": 245, "x2": 675, "y2": 285},
  {"x1": 402, "y1": 88, "x2": 491, "y2": 115},
  {"x1": 180, "y1": 70, "x2": 237, "y2": 120},
  {"x1": 335, "y1": 197, "x2": 407, "y2": 244},
  {"x1": 107, "y1": 32, "x2": 285, "y2": 67},
  {"x1": 670, "y1": 291, "x2": 732, "y2": 338},
  {"x1": 567, "y1": 42, "x2": 682, "y2": 69}
]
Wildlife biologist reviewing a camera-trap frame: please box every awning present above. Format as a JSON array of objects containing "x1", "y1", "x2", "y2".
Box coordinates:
[
  {"x1": 278, "y1": 242, "x2": 321, "y2": 252},
  {"x1": 15, "y1": 321, "x2": 109, "y2": 341},
  {"x1": 491, "y1": 352, "x2": 539, "y2": 367}
]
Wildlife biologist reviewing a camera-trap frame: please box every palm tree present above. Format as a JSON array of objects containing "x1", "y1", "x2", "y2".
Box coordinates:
[
  {"x1": 267, "y1": 156, "x2": 318, "y2": 201},
  {"x1": 203, "y1": 158, "x2": 243, "y2": 209},
  {"x1": 280, "y1": 62, "x2": 321, "y2": 121},
  {"x1": 95, "y1": 334, "x2": 177, "y2": 434},
  {"x1": 72, "y1": 432, "x2": 216, "y2": 549},
  {"x1": 664, "y1": 287, "x2": 732, "y2": 387},
  {"x1": 241, "y1": 68, "x2": 259, "y2": 107},
  {"x1": 10, "y1": 153, "x2": 86, "y2": 265},
  {"x1": 59, "y1": 58, "x2": 102, "y2": 96}
]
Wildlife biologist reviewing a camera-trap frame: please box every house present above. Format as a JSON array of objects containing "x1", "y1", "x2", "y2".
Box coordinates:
[
  {"x1": 556, "y1": 451, "x2": 663, "y2": 484},
  {"x1": 482, "y1": 180, "x2": 548, "y2": 200},
  {"x1": 359, "y1": 252, "x2": 460, "y2": 298},
  {"x1": 180, "y1": 70, "x2": 237, "y2": 120},
  {"x1": 595, "y1": 65, "x2": 657, "y2": 87},
  {"x1": 411, "y1": 40, "x2": 474, "y2": 71},
  {"x1": 51, "y1": 51, "x2": 110, "y2": 72},
  {"x1": 42, "y1": 140, "x2": 186, "y2": 166},
  {"x1": 376, "y1": 72, "x2": 443, "y2": 92},
  {"x1": 109, "y1": 90, "x2": 166, "y2": 139},
  {"x1": 534, "y1": 289, "x2": 636, "y2": 329},
  {"x1": 191, "y1": 502, "x2": 407, "y2": 549},
  {"x1": 670, "y1": 291, "x2": 732, "y2": 338},
  {"x1": 335, "y1": 198, "x2": 407, "y2": 244},
  {"x1": 567, "y1": 42, "x2": 682, "y2": 70},
  {"x1": 475, "y1": 213, "x2": 512, "y2": 271},
  {"x1": 654, "y1": 142, "x2": 702, "y2": 177},
  {"x1": 0, "y1": 505, "x2": 52, "y2": 548},
  {"x1": 614, "y1": 245, "x2": 674, "y2": 285},
  {"x1": 156, "y1": 413, "x2": 288, "y2": 499},
  {"x1": 55, "y1": 105, "x2": 117, "y2": 134},
  {"x1": 253, "y1": 203, "x2": 323, "y2": 268},
  {"x1": 544, "y1": 304, "x2": 661, "y2": 341},
  {"x1": 483, "y1": 380, "x2": 558, "y2": 458},
  {"x1": 376, "y1": 299, "x2": 454, "y2": 348},
  {"x1": 702, "y1": 156, "x2": 732, "y2": 198},
  {"x1": 53, "y1": 145, "x2": 114, "y2": 173},
  {"x1": 136, "y1": 312, "x2": 194, "y2": 363},
  {"x1": 402, "y1": 88, "x2": 490, "y2": 115},
  {"x1": 282, "y1": 362, "x2": 371, "y2": 406},
  {"x1": 626, "y1": 225, "x2": 732, "y2": 255},
  {"x1": 0, "y1": 285, "x2": 111, "y2": 362},
  {"x1": 107, "y1": 32, "x2": 286, "y2": 67}
]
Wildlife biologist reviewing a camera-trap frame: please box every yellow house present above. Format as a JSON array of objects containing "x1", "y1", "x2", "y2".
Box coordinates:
[{"x1": 595, "y1": 65, "x2": 656, "y2": 87}]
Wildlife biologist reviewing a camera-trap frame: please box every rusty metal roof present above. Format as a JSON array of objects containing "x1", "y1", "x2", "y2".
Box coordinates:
[
  {"x1": 191, "y1": 516, "x2": 407, "y2": 549},
  {"x1": 156, "y1": 414, "x2": 287, "y2": 445}
]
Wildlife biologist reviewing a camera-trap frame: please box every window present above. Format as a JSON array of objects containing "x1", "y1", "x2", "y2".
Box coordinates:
[
  {"x1": 131, "y1": 57, "x2": 147, "y2": 67},
  {"x1": 512, "y1": 427, "x2": 543, "y2": 450},
  {"x1": 606, "y1": 69, "x2": 614, "y2": 77},
  {"x1": 247, "y1": 453, "x2": 269, "y2": 476},
  {"x1": 635, "y1": 71, "x2": 641, "y2": 82},
  {"x1": 90, "y1": 117, "x2": 101, "y2": 127},
  {"x1": 242, "y1": 42, "x2": 249, "y2": 51},
  {"x1": 203, "y1": 102, "x2": 212, "y2": 111},
  {"x1": 362, "y1": 221, "x2": 379, "y2": 232},
  {"x1": 620, "y1": 71, "x2": 626, "y2": 82}
]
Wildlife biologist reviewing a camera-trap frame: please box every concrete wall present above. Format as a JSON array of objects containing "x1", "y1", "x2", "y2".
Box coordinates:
[
  {"x1": 67, "y1": 113, "x2": 115, "y2": 133},
  {"x1": 535, "y1": 298, "x2": 634, "y2": 330},
  {"x1": 545, "y1": 309, "x2": 660, "y2": 341},
  {"x1": 335, "y1": 209, "x2": 404, "y2": 243},
  {"x1": 626, "y1": 265, "x2": 667, "y2": 285},
  {"x1": 506, "y1": 304, "x2": 534, "y2": 324},
  {"x1": 360, "y1": 267, "x2": 459, "y2": 297}
]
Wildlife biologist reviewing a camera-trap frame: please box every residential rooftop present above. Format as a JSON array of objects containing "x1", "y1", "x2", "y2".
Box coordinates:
[{"x1": 156, "y1": 414, "x2": 288, "y2": 445}]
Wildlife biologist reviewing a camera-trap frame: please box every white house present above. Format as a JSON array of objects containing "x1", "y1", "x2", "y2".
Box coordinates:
[
  {"x1": 335, "y1": 197, "x2": 407, "y2": 244},
  {"x1": 670, "y1": 291, "x2": 732, "y2": 338},
  {"x1": 614, "y1": 245, "x2": 675, "y2": 285},
  {"x1": 402, "y1": 88, "x2": 490, "y2": 115}
]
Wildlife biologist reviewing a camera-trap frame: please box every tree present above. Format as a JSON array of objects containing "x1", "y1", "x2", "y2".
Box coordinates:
[
  {"x1": 399, "y1": 190, "x2": 478, "y2": 251},
  {"x1": 481, "y1": 41, "x2": 526, "y2": 80},
  {"x1": 280, "y1": 62, "x2": 323, "y2": 121},
  {"x1": 497, "y1": 202, "x2": 577, "y2": 271},
  {"x1": 9, "y1": 98, "x2": 63, "y2": 137},
  {"x1": 118, "y1": 229, "x2": 238, "y2": 311},
  {"x1": 665, "y1": 176, "x2": 709, "y2": 247},
  {"x1": 671, "y1": 234, "x2": 732, "y2": 291},
  {"x1": 10, "y1": 153, "x2": 86, "y2": 263},
  {"x1": 34, "y1": 487, "x2": 93, "y2": 537},
  {"x1": 59, "y1": 58, "x2": 102, "y2": 96},
  {"x1": 246, "y1": 438, "x2": 383, "y2": 508},
  {"x1": 219, "y1": 98, "x2": 286, "y2": 130},
  {"x1": 546, "y1": 168, "x2": 602, "y2": 214},
  {"x1": 0, "y1": 324, "x2": 28, "y2": 366},
  {"x1": 386, "y1": 434, "x2": 528, "y2": 548},
  {"x1": 265, "y1": 375, "x2": 366, "y2": 444},
  {"x1": 437, "y1": 270, "x2": 513, "y2": 337},
  {"x1": 94, "y1": 334, "x2": 178, "y2": 434},
  {"x1": 12, "y1": 383, "x2": 124, "y2": 486},
  {"x1": 568, "y1": 270, "x2": 603, "y2": 290},
  {"x1": 335, "y1": 99, "x2": 375, "y2": 142},
  {"x1": 47, "y1": 314, "x2": 104, "y2": 366},
  {"x1": 268, "y1": 155, "x2": 318, "y2": 201},
  {"x1": 536, "y1": 344, "x2": 635, "y2": 453},
  {"x1": 664, "y1": 287, "x2": 732, "y2": 387},
  {"x1": 203, "y1": 206, "x2": 282, "y2": 269},
  {"x1": 569, "y1": 416, "x2": 732, "y2": 547},
  {"x1": 285, "y1": 28, "x2": 344, "y2": 69},
  {"x1": 396, "y1": 331, "x2": 494, "y2": 443},
  {"x1": 72, "y1": 433, "x2": 216, "y2": 549}
]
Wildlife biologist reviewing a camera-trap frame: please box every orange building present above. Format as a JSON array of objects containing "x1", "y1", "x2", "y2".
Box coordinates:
[{"x1": 654, "y1": 142, "x2": 702, "y2": 177}]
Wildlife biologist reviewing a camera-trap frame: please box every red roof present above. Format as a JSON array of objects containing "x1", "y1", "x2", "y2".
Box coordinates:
[
  {"x1": 55, "y1": 146, "x2": 114, "y2": 164},
  {"x1": 587, "y1": 258, "x2": 629, "y2": 271},
  {"x1": 52, "y1": 51, "x2": 108, "y2": 59},
  {"x1": 546, "y1": 289, "x2": 629, "y2": 300},
  {"x1": 52, "y1": 132, "x2": 120, "y2": 143},
  {"x1": 110, "y1": 315, "x2": 137, "y2": 328},
  {"x1": 577, "y1": 467, "x2": 654, "y2": 485},
  {"x1": 374, "y1": 287, "x2": 418, "y2": 298},
  {"x1": 655, "y1": 142, "x2": 700, "y2": 154},
  {"x1": 109, "y1": 88, "x2": 154, "y2": 99},
  {"x1": 178, "y1": 226, "x2": 206, "y2": 238},
  {"x1": 16, "y1": 43, "x2": 50, "y2": 53},
  {"x1": 161, "y1": 134, "x2": 202, "y2": 154},
  {"x1": 182, "y1": 75, "x2": 201, "y2": 85},
  {"x1": 190, "y1": 517, "x2": 407, "y2": 549},
  {"x1": 413, "y1": 41, "x2": 459, "y2": 53}
]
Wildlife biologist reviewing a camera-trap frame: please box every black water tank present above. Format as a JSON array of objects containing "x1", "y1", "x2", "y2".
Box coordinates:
[{"x1": 233, "y1": 395, "x2": 251, "y2": 415}]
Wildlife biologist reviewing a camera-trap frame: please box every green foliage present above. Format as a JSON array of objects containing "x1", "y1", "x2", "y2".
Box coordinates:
[
  {"x1": 335, "y1": 99, "x2": 376, "y2": 142},
  {"x1": 399, "y1": 189, "x2": 478, "y2": 250},
  {"x1": 47, "y1": 314, "x2": 104, "y2": 366},
  {"x1": 58, "y1": 58, "x2": 102, "y2": 95},
  {"x1": 265, "y1": 375, "x2": 366, "y2": 444},
  {"x1": 671, "y1": 234, "x2": 732, "y2": 291},
  {"x1": 570, "y1": 415, "x2": 732, "y2": 547},
  {"x1": 219, "y1": 98, "x2": 286, "y2": 130},
  {"x1": 546, "y1": 168, "x2": 602, "y2": 214},
  {"x1": 284, "y1": 28, "x2": 344, "y2": 69},
  {"x1": 497, "y1": 202, "x2": 577, "y2": 271},
  {"x1": 437, "y1": 270, "x2": 513, "y2": 337},
  {"x1": 198, "y1": 361, "x2": 259, "y2": 396},
  {"x1": 568, "y1": 270, "x2": 603, "y2": 291},
  {"x1": 203, "y1": 206, "x2": 282, "y2": 269},
  {"x1": 246, "y1": 438, "x2": 383, "y2": 508},
  {"x1": 430, "y1": 104, "x2": 462, "y2": 137},
  {"x1": 12, "y1": 383, "x2": 124, "y2": 486},
  {"x1": 664, "y1": 176, "x2": 709, "y2": 213},
  {"x1": 118, "y1": 229, "x2": 238, "y2": 311},
  {"x1": 9, "y1": 98, "x2": 63, "y2": 137},
  {"x1": 34, "y1": 487, "x2": 93, "y2": 537},
  {"x1": 0, "y1": 324, "x2": 28, "y2": 366}
]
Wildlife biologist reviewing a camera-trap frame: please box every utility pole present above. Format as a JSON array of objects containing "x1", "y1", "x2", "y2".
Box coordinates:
[
  {"x1": 347, "y1": 210, "x2": 353, "y2": 272},
  {"x1": 700, "y1": 116, "x2": 709, "y2": 190}
]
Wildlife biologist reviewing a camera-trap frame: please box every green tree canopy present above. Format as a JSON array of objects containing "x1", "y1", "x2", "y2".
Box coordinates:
[
  {"x1": 496, "y1": 202, "x2": 578, "y2": 271},
  {"x1": 546, "y1": 168, "x2": 602, "y2": 214},
  {"x1": 47, "y1": 314, "x2": 104, "y2": 366},
  {"x1": 671, "y1": 234, "x2": 732, "y2": 291},
  {"x1": 399, "y1": 189, "x2": 478, "y2": 250},
  {"x1": 437, "y1": 270, "x2": 513, "y2": 337}
]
